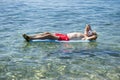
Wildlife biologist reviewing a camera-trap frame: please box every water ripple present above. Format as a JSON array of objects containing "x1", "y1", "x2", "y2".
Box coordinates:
[{"x1": 0, "y1": 0, "x2": 120, "y2": 80}]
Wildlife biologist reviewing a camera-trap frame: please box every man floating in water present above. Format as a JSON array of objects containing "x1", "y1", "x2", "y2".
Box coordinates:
[{"x1": 23, "y1": 24, "x2": 97, "y2": 42}]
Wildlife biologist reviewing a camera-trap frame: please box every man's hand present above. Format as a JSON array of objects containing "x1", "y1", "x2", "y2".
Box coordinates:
[{"x1": 82, "y1": 38, "x2": 86, "y2": 40}]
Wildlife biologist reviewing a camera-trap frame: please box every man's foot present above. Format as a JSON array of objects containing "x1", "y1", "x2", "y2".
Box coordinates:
[{"x1": 23, "y1": 34, "x2": 30, "y2": 42}]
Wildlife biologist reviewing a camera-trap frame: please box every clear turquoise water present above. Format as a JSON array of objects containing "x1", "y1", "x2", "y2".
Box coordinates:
[{"x1": 0, "y1": 0, "x2": 120, "y2": 80}]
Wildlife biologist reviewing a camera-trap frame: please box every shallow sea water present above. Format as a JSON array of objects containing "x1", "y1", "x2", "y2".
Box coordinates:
[{"x1": 0, "y1": 0, "x2": 120, "y2": 80}]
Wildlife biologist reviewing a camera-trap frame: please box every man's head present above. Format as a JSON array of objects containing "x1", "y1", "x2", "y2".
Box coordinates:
[{"x1": 92, "y1": 31, "x2": 97, "y2": 40}]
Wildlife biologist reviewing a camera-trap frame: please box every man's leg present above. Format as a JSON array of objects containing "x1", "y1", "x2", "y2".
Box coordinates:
[
  {"x1": 30, "y1": 33, "x2": 58, "y2": 40},
  {"x1": 23, "y1": 34, "x2": 30, "y2": 42},
  {"x1": 23, "y1": 33, "x2": 59, "y2": 41},
  {"x1": 29, "y1": 32, "x2": 51, "y2": 38}
]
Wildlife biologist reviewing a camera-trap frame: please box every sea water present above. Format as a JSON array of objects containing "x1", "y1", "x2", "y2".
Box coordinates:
[{"x1": 0, "y1": 0, "x2": 120, "y2": 80}]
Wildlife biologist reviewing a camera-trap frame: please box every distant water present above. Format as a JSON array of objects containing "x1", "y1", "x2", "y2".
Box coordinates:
[{"x1": 0, "y1": 0, "x2": 120, "y2": 80}]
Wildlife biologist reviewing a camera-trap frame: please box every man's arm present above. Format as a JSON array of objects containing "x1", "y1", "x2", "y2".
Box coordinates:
[
  {"x1": 85, "y1": 35, "x2": 97, "y2": 40},
  {"x1": 84, "y1": 24, "x2": 92, "y2": 36}
]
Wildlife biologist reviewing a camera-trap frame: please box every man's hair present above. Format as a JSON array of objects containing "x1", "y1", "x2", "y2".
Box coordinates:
[
  {"x1": 93, "y1": 31, "x2": 97, "y2": 35},
  {"x1": 93, "y1": 31, "x2": 97, "y2": 39}
]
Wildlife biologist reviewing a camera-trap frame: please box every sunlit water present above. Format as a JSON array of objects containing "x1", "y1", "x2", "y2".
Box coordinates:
[{"x1": 0, "y1": 0, "x2": 120, "y2": 80}]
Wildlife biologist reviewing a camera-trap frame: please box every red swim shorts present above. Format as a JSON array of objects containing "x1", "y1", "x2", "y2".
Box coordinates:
[{"x1": 55, "y1": 33, "x2": 69, "y2": 41}]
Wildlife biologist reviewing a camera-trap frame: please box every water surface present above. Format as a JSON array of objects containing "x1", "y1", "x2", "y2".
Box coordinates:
[{"x1": 0, "y1": 0, "x2": 120, "y2": 80}]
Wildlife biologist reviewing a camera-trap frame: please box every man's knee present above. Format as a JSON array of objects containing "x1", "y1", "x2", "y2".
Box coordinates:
[
  {"x1": 44, "y1": 32, "x2": 51, "y2": 34},
  {"x1": 47, "y1": 33, "x2": 58, "y2": 39}
]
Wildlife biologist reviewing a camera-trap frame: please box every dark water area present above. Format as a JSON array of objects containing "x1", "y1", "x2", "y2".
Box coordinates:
[{"x1": 0, "y1": 0, "x2": 120, "y2": 80}]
